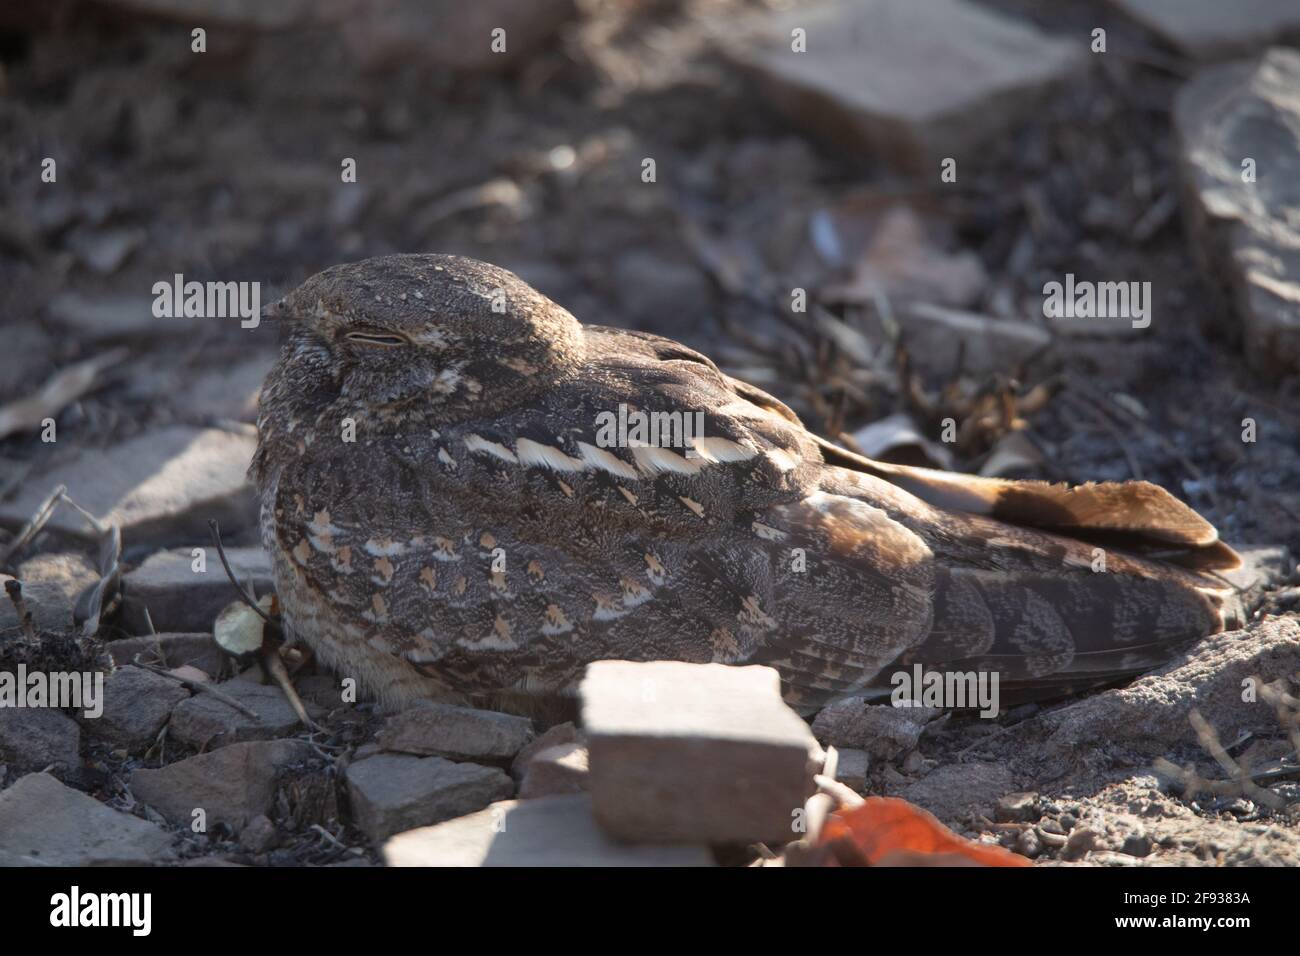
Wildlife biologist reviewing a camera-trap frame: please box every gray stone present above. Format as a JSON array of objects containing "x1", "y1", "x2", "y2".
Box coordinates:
[
  {"x1": 1039, "y1": 617, "x2": 1300, "y2": 756},
  {"x1": 1109, "y1": 0, "x2": 1300, "y2": 59},
  {"x1": 1222, "y1": 545, "x2": 1294, "y2": 612},
  {"x1": 811, "y1": 697, "x2": 943, "y2": 759},
  {"x1": 0, "y1": 707, "x2": 81, "y2": 776},
  {"x1": 718, "y1": 0, "x2": 1084, "y2": 173},
  {"x1": 612, "y1": 251, "x2": 715, "y2": 342},
  {"x1": 98, "y1": 0, "x2": 314, "y2": 29},
  {"x1": 169, "y1": 679, "x2": 321, "y2": 750},
  {"x1": 581, "y1": 661, "x2": 821, "y2": 844},
  {"x1": 129, "y1": 353, "x2": 275, "y2": 426},
  {"x1": 384, "y1": 794, "x2": 715, "y2": 867},
  {"x1": 995, "y1": 791, "x2": 1041, "y2": 823},
  {"x1": 1175, "y1": 49, "x2": 1300, "y2": 376},
  {"x1": 131, "y1": 739, "x2": 312, "y2": 832},
  {"x1": 0, "y1": 772, "x2": 175, "y2": 865},
  {"x1": 346, "y1": 752, "x2": 514, "y2": 844},
  {"x1": 2, "y1": 552, "x2": 98, "y2": 633},
  {"x1": 834, "y1": 748, "x2": 870, "y2": 792},
  {"x1": 510, "y1": 720, "x2": 577, "y2": 781},
  {"x1": 106, "y1": 632, "x2": 227, "y2": 678},
  {"x1": 0, "y1": 426, "x2": 258, "y2": 548},
  {"x1": 83, "y1": 665, "x2": 190, "y2": 751},
  {"x1": 519, "y1": 743, "x2": 588, "y2": 800},
  {"x1": 239, "y1": 814, "x2": 279, "y2": 853},
  {"x1": 47, "y1": 292, "x2": 192, "y2": 340},
  {"x1": 121, "y1": 546, "x2": 271, "y2": 634},
  {"x1": 329, "y1": 0, "x2": 577, "y2": 72},
  {"x1": 376, "y1": 702, "x2": 535, "y2": 762},
  {"x1": 896, "y1": 761, "x2": 1015, "y2": 823}
]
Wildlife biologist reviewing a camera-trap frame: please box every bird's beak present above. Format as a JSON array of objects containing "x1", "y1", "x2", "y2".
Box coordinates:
[{"x1": 260, "y1": 298, "x2": 290, "y2": 324}]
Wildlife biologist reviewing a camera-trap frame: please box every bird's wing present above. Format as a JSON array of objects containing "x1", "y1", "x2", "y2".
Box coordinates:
[{"x1": 716, "y1": 369, "x2": 1237, "y2": 696}]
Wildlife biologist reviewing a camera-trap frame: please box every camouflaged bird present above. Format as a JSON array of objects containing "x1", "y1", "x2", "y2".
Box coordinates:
[{"x1": 251, "y1": 254, "x2": 1242, "y2": 714}]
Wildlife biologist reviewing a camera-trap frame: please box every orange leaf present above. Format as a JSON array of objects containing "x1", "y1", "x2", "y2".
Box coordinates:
[{"x1": 818, "y1": 796, "x2": 1031, "y2": 867}]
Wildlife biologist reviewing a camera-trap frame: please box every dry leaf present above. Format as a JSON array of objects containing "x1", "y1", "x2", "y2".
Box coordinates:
[
  {"x1": 213, "y1": 594, "x2": 274, "y2": 656},
  {"x1": 818, "y1": 796, "x2": 1032, "y2": 867}
]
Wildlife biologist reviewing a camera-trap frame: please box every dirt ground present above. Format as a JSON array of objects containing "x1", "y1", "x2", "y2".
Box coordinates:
[{"x1": 1, "y1": 0, "x2": 1298, "y2": 865}]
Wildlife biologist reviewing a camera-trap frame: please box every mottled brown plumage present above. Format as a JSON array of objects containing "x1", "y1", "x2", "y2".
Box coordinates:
[{"x1": 251, "y1": 254, "x2": 1240, "y2": 713}]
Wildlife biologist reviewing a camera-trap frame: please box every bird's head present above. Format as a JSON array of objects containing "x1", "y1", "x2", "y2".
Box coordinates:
[{"x1": 260, "y1": 254, "x2": 584, "y2": 424}]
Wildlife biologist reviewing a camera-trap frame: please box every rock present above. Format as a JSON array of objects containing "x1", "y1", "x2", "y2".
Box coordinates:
[
  {"x1": 581, "y1": 661, "x2": 821, "y2": 844},
  {"x1": 1175, "y1": 50, "x2": 1300, "y2": 376},
  {"x1": 1109, "y1": 0, "x2": 1300, "y2": 59},
  {"x1": 384, "y1": 795, "x2": 715, "y2": 867},
  {"x1": 121, "y1": 546, "x2": 272, "y2": 634},
  {"x1": 811, "y1": 698, "x2": 942, "y2": 759},
  {"x1": 510, "y1": 721, "x2": 577, "y2": 782},
  {"x1": 834, "y1": 748, "x2": 870, "y2": 792},
  {"x1": 132, "y1": 352, "x2": 275, "y2": 425},
  {"x1": 376, "y1": 702, "x2": 535, "y2": 763},
  {"x1": 0, "y1": 772, "x2": 175, "y2": 865},
  {"x1": 82, "y1": 665, "x2": 190, "y2": 751},
  {"x1": 329, "y1": 0, "x2": 577, "y2": 72},
  {"x1": 239, "y1": 814, "x2": 279, "y2": 853},
  {"x1": 0, "y1": 708, "x2": 81, "y2": 776},
  {"x1": 896, "y1": 762, "x2": 1015, "y2": 823},
  {"x1": 106, "y1": 632, "x2": 227, "y2": 678},
  {"x1": 612, "y1": 251, "x2": 715, "y2": 342},
  {"x1": 519, "y1": 743, "x2": 588, "y2": 799},
  {"x1": 2, "y1": 552, "x2": 98, "y2": 633},
  {"x1": 67, "y1": 226, "x2": 144, "y2": 275},
  {"x1": 1120, "y1": 830, "x2": 1153, "y2": 858},
  {"x1": 346, "y1": 753, "x2": 514, "y2": 844},
  {"x1": 1039, "y1": 617, "x2": 1300, "y2": 757},
  {"x1": 0, "y1": 426, "x2": 258, "y2": 548},
  {"x1": 131, "y1": 739, "x2": 312, "y2": 832},
  {"x1": 97, "y1": 0, "x2": 314, "y2": 29},
  {"x1": 822, "y1": 206, "x2": 988, "y2": 309},
  {"x1": 1222, "y1": 545, "x2": 1294, "y2": 612},
  {"x1": 169, "y1": 679, "x2": 322, "y2": 750},
  {"x1": 994, "y1": 791, "x2": 1041, "y2": 823},
  {"x1": 718, "y1": 0, "x2": 1084, "y2": 173},
  {"x1": 890, "y1": 304, "x2": 1053, "y2": 378},
  {"x1": 47, "y1": 292, "x2": 191, "y2": 341}
]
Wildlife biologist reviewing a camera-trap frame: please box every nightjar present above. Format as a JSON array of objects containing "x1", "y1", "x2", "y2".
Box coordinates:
[{"x1": 251, "y1": 255, "x2": 1240, "y2": 714}]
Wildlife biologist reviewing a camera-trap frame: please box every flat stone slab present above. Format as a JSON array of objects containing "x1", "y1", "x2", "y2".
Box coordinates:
[
  {"x1": 384, "y1": 795, "x2": 714, "y2": 867},
  {"x1": 107, "y1": 632, "x2": 227, "y2": 678},
  {"x1": 346, "y1": 752, "x2": 514, "y2": 845},
  {"x1": 1175, "y1": 49, "x2": 1300, "y2": 376},
  {"x1": 895, "y1": 761, "x2": 1016, "y2": 823},
  {"x1": 169, "y1": 679, "x2": 321, "y2": 750},
  {"x1": 811, "y1": 697, "x2": 944, "y2": 759},
  {"x1": 82, "y1": 665, "x2": 190, "y2": 751},
  {"x1": 0, "y1": 772, "x2": 175, "y2": 865},
  {"x1": 0, "y1": 426, "x2": 257, "y2": 548},
  {"x1": 121, "y1": 546, "x2": 272, "y2": 634},
  {"x1": 581, "y1": 661, "x2": 821, "y2": 844},
  {"x1": 131, "y1": 739, "x2": 312, "y2": 832},
  {"x1": 0, "y1": 707, "x2": 82, "y2": 776},
  {"x1": 718, "y1": 0, "x2": 1084, "y2": 173},
  {"x1": 518, "y1": 742, "x2": 588, "y2": 800},
  {"x1": 376, "y1": 702, "x2": 535, "y2": 763},
  {"x1": 1109, "y1": 0, "x2": 1300, "y2": 59},
  {"x1": 1, "y1": 552, "x2": 98, "y2": 633}
]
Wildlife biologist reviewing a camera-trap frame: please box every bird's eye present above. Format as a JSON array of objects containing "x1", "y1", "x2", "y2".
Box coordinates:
[{"x1": 345, "y1": 329, "x2": 409, "y2": 348}]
